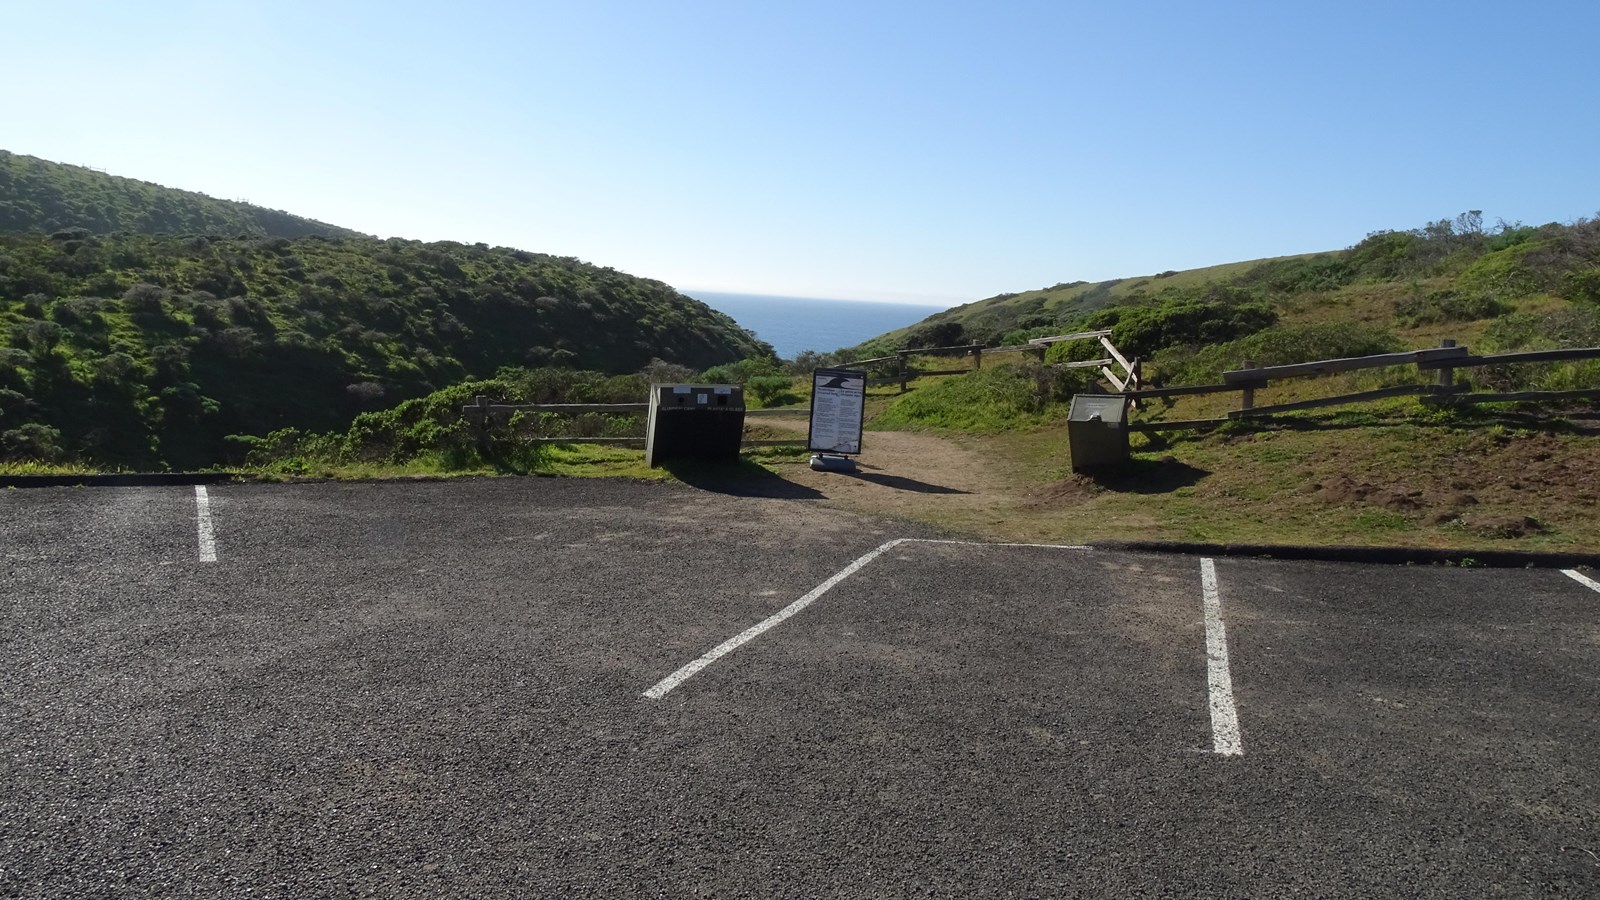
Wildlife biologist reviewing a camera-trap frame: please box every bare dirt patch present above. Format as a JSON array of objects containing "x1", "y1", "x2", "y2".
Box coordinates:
[
  {"x1": 746, "y1": 414, "x2": 1600, "y2": 550},
  {"x1": 1308, "y1": 476, "x2": 1427, "y2": 511},
  {"x1": 766, "y1": 427, "x2": 1020, "y2": 523}
]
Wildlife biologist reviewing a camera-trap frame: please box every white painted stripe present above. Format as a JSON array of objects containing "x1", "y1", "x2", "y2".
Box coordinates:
[
  {"x1": 644, "y1": 538, "x2": 909, "y2": 699},
  {"x1": 1563, "y1": 569, "x2": 1600, "y2": 593},
  {"x1": 642, "y1": 537, "x2": 1091, "y2": 700},
  {"x1": 194, "y1": 486, "x2": 217, "y2": 562},
  {"x1": 1200, "y1": 557, "x2": 1243, "y2": 756}
]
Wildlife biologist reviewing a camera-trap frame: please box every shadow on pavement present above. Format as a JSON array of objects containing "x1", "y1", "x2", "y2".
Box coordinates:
[{"x1": 664, "y1": 458, "x2": 826, "y2": 499}]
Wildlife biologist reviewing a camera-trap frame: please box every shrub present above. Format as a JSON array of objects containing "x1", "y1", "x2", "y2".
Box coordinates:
[
  {"x1": 1056, "y1": 285, "x2": 1278, "y2": 362},
  {"x1": 903, "y1": 321, "x2": 966, "y2": 349},
  {"x1": 121, "y1": 283, "x2": 170, "y2": 316},
  {"x1": 638, "y1": 358, "x2": 697, "y2": 384},
  {"x1": 698, "y1": 357, "x2": 780, "y2": 385},
  {"x1": 1456, "y1": 245, "x2": 1540, "y2": 297},
  {"x1": 1241, "y1": 254, "x2": 1355, "y2": 294},
  {"x1": 1110, "y1": 300, "x2": 1277, "y2": 358},
  {"x1": 1562, "y1": 268, "x2": 1600, "y2": 305},
  {"x1": 874, "y1": 361, "x2": 1086, "y2": 432},
  {"x1": 1482, "y1": 309, "x2": 1600, "y2": 351},
  {"x1": 745, "y1": 375, "x2": 796, "y2": 406},
  {"x1": 1346, "y1": 230, "x2": 1423, "y2": 280},
  {"x1": 346, "y1": 381, "x2": 387, "y2": 406},
  {"x1": 1, "y1": 423, "x2": 64, "y2": 461},
  {"x1": 999, "y1": 325, "x2": 1066, "y2": 347},
  {"x1": 91, "y1": 353, "x2": 140, "y2": 385},
  {"x1": 1164, "y1": 324, "x2": 1403, "y2": 384},
  {"x1": 12, "y1": 320, "x2": 63, "y2": 353},
  {"x1": 1393, "y1": 289, "x2": 1511, "y2": 327},
  {"x1": 1471, "y1": 309, "x2": 1600, "y2": 392}
]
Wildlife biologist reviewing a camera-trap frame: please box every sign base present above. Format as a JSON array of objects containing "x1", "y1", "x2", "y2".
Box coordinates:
[{"x1": 809, "y1": 453, "x2": 858, "y2": 473}]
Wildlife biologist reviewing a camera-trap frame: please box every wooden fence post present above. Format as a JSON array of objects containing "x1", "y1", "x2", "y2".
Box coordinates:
[
  {"x1": 898, "y1": 351, "x2": 910, "y2": 393},
  {"x1": 1435, "y1": 339, "x2": 1457, "y2": 392},
  {"x1": 971, "y1": 344, "x2": 982, "y2": 370},
  {"x1": 472, "y1": 395, "x2": 491, "y2": 453},
  {"x1": 1240, "y1": 360, "x2": 1258, "y2": 410}
]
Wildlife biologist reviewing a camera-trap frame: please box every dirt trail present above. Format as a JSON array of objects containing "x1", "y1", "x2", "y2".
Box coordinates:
[{"x1": 759, "y1": 419, "x2": 1025, "y2": 530}]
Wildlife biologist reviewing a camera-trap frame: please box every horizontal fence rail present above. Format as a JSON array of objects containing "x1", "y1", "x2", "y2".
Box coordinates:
[
  {"x1": 461, "y1": 402, "x2": 806, "y2": 418},
  {"x1": 1222, "y1": 346, "x2": 1469, "y2": 384},
  {"x1": 1228, "y1": 384, "x2": 1440, "y2": 419},
  {"x1": 1132, "y1": 339, "x2": 1600, "y2": 431},
  {"x1": 1028, "y1": 329, "x2": 1113, "y2": 344},
  {"x1": 460, "y1": 396, "x2": 809, "y2": 448}
]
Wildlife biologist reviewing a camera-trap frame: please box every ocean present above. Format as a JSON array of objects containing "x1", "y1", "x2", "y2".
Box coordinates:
[{"x1": 689, "y1": 291, "x2": 950, "y2": 359}]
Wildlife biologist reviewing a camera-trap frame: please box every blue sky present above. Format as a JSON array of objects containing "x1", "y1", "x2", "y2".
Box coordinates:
[{"x1": 4, "y1": 1, "x2": 1598, "y2": 305}]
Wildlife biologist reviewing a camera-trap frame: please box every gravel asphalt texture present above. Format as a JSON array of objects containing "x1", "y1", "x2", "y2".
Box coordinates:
[{"x1": 3, "y1": 478, "x2": 1598, "y2": 897}]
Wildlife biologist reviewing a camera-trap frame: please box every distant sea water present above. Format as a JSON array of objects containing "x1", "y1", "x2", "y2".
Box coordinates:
[{"x1": 689, "y1": 291, "x2": 950, "y2": 359}]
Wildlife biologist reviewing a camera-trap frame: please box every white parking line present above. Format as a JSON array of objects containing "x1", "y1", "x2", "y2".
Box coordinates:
[
  {"x1": 1564, "y1": 569, "x2": 1600, "y2": 593},
  {"x1": 1200, "y1": 558, "x2": 1243, "y2": 756},
  {"x1": 194, "y1": 486, "x2": 217, "y2": 562},
  {"x1": 642, "y1": 538, "x2": 1091, "y2": 700}
]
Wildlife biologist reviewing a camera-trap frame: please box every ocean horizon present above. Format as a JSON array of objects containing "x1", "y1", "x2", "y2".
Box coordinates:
[{"x1": 689, "y1": 291, "x2": 951, "y2": 359}]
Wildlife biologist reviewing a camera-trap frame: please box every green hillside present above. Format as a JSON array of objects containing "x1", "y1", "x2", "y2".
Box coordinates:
[
  {"x1": 890, "y1": 256, "x2": 1303, "y2": 348},
  {"x1": 0, "y1": 150, "x2": 364, "y2": 239},
  {"x1": 0, "y1": 231, "x2": 769, "y2": 468},
  {"x1": 847, "y1": 212, "x2": 1600, "y2": 378}
]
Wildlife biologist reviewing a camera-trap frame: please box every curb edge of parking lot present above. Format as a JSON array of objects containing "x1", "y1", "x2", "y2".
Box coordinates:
[
  {"x1": 0, "y1": 472, "x2": 242, "y2": 489},
  {"x1": 0, "y1": 472, "x2": 559, "y2": 489},
  {"x1": 1092, "y1": 540, "x2": 1600, "y2": 570}
]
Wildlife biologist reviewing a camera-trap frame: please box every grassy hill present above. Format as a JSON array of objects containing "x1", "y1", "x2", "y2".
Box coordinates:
[
  {"x1": 0, "y1": 231, "x2": 769, "y2": 468},
  {"x1": 885, "y1": 256, "x2": 1305, "y2": 348},
  {"x1": 0, "y1": 150, "x2": 365, "y2": 239},
  {"x1": 842, "y1": 212, "x2": 1600, "y2": 379}
]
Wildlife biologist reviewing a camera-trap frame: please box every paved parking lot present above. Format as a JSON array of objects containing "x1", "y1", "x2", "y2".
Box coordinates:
[{"x1": 3, "y1": 479, "x2": 1599, "y2": 897}]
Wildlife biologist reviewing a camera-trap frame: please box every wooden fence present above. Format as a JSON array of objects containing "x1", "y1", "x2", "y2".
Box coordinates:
[
  {"x1": 459, "y1": 332, "x2": 1144, "y2": 447},
  {"x1": 1124, "y1": 339, "x2": 1600, "y2": 432},
  {"x1": 460, "y1": 338, "x2": 1600, "y2": 445},
  {"x1": 460, "y1": 397, "x2": 809, "y2": 448},
  {"x1": 848, "y1": 330, "x2": 1143, "y2": 394}
]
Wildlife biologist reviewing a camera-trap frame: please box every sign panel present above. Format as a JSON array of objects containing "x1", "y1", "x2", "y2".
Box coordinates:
[{"x1": 808, "y1": 367, "x2": 867, "y2": 455}]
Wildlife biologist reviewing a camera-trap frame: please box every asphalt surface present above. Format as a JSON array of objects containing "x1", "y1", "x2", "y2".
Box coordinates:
[{"x1": 2, "y1": 479, "x2": 1598, "y2": 897}]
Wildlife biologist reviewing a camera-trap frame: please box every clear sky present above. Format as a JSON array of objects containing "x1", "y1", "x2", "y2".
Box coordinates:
[{"x1": 4, "y1": 1, "x2": 1598, "y2": 305}]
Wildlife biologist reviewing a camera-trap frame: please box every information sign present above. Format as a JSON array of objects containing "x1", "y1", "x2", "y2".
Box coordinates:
[{"x1": 808, "y1": 368, "x2": 867, "y2": 455}]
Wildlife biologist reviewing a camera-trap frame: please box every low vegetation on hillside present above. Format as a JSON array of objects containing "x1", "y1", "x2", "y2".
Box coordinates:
[
  {"x1": 844, "y1": 212, "x2": 1600, "y2": 371},
  {"x1": 0, "y1": 232, "x2": 769, "y2": 467},
  {"x1": 0, "y1": 150, "x2": 363, "y2": 239}
]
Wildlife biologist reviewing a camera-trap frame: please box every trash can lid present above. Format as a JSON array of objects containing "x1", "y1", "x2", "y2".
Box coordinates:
[{"x1": 1068, "y1": 394, "x2": 1128, "y2": 422}]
